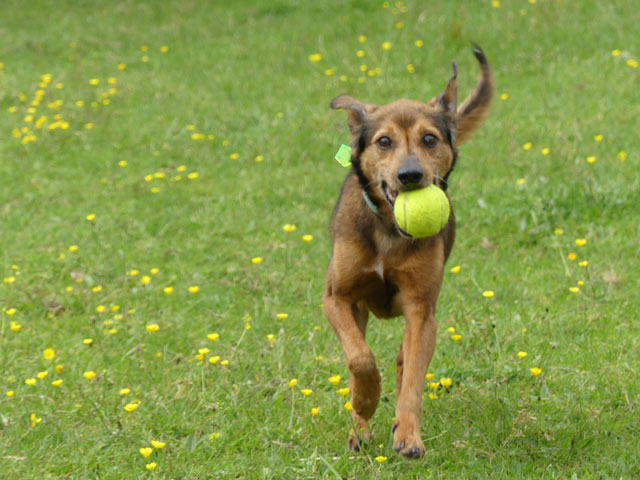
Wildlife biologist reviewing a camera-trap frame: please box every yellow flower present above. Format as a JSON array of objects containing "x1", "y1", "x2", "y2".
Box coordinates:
[
  {"x1": 375, "y1": 456, "x2": 388, "y2": 463},
  {"x1": 266, "y1": 334, "x2": 275, "y2": 342},
  {"x1": 276, "y1": 313, "x2": 288, "y2": 320},
  {"x1": 151, "y1": 440, "x2": 165, "y2": 449},
  {"x1": 188, "y1": 285, "x2": 200, "y2": 294},
  {"x1": 406, "y1": 64, "x2": 415, "y2": 74},
  {"x1": 6, "y1": 390, "x2": 15, "y2": 397},
  {"x1": 522, "y1": 142, "x2": 532, "y2": 151},
  {"x1": 428, "y1": 381, "x2": 439, "y2": 390},
  {"x1": 491, "y1": 0, "x2": 500, "y2": 7},
  {"x1": 209, "y1": 432, "x2": 221, "y2": 440},
  {"x1": 43, "y1": 348, "x2": 55, "y2": 360},
  {"x1": 83, "y1": 371, "x2": 96, "y2": 380},
  {"x1": 356, "y1": 50, "x2": 365, "y2": 58},
  {"x1": 6, "y1": 307, "x2": 17, "y2": 315},
  {"x1": 541, "y1": 148, "x2": 550, "y2": 155},
  {"x1": 89, "y1": 78, "x2": 99, "y2": 85},
  {"x1": 553, "y1": 228, "x2": 564, "y2": 235},
  {"x1": 425, "y1": 372, "x2": 435, "y2": 381},
  {"x1": 251, "y1": 257, "x2": 263, "y2": 264},
  {"x1": 330, "y1": 388, "x2": 348, "y2": 400},
  {"x1": 617, "y1": 150, "x2": 627, "y2": 161},
  {"x1": 96, "y1": 305, "x2": 106, "y2": 313},
  {"x1": 611, "y1": 49, "x2": 621, "y2": 57},
  {"x1": 51, "y1": 379, "x2": 63, "y2": 387},
  {"x1": 288, "y1": 378, "x2": 298, "y2": 388},
  {"x1": 324, "y1": 69, "x2": 334, "y2": 76},
  {"x1": 308, "y1": 53, "x2": 322, "y2": 62},
  {"x1": 440, "y1": 377, "x2": 453, "y2": 388},
  {"x1": 229, "y1": 153, "x2": 239, "y2": 160},
  {"x1": 568, "y1": 252, "x2": 577, "y2": 261},
  {"x1": 141, "y1": 55, "x2": 149, "y2": 62},
  {"x1": 84, "y1": 123, "x2": 94, "y2": 130},
  {"x1": 120, "y1": 388, "x2": 131, "y2": 395},
  {"x1": 209, "y1": 356, "x2": 220, "y2": 364},
  {"x1": 325, "y1": 375, "x2": 340, "y2": 386},
  {"x1": 593, "y1": 134, "x2": 603, "y2": 142},
  {"x1": 55, "y1": 364, "x2": 64, "y2": 374},
  {"x1": 428, "y1": 392, "x2": 438, "y2": 400},
  {"x1": 578, "y1": 261, "x2": 588, "y2": 268},
  {"x1": 146, "y1": 324, "x2": 160, "y2": 333},
  {"x1": 220, "y1": 359, "x2": 229, "y2": 366},
  {"x1": 198, "y1": 348, "x2": 210, "y2": 356},
  {"x1": 626, "y1": 59, "x2": 638, "y2": 68},
  {"x1": 68, "y1": 245, "x2": 79, "y2": 252},
  {"x1": 83, "y1": 338, "x2": 93, "y2": 345},
  {"x1": 569, "y1": 287, "x2": 580, "y2": 293},
  {"x1": 207, "y1": 333, "x2": 220, "y2": 342},
  {"x1": 160, "y1": 45, "x2": 169, "y2": 53},
  {"x1": 187, "y1": 172, "x2": 199, "y2": 180},
  {"x1": 586, "y1": 156, "x2": 596, "y2": 164},
  {"x1": 482, "y1": 290, "x2": 495, "y2": 299},
  {"x1": 124, "y1": 403, "x2": 139, "y2": 412},
  {"x1": 530, "y1": 367, "x2": 542, "y2": 377},
  {"x1": 395, "y1": 21, "x2": 404, "y2": 29},
  {"x1": 37, "y1": 371, "x2": 49, "y2": 379},
  {"x1": 25, "y1": 378, "x2": 37, "y2": 386},
  {"x1": 146, "y1": 462, "x2": 157, "y2": 470},
  {"x1": 344, "y1": 401, "x2": 353, "y2": 411},
  {"x1": 577, "y1": 280, "x2": 585, "y2": 286},
  {"x1": 381, "y1": 41, "x2": 392, "y2": 50},
  {"x1": 451, "y1": 334, "x2": 462, "y2": 341},
  {"x1": 139, "y1": 447, "x2": 153, "y2": 458},
  {"x1": 302, "y1": 234, "x2": 313, "y2": 242},
  {"x1": 500, "y1": 93, "x2": 508, "y2": 101},
  {"x1": 140, "y1": 275, "x2": 152, "y2": 285},
  {"x1": 447, "y1": 327, "x2": 456, "y2": 333},
  {"x1": 255, "y1": 155, "x2": 264, "y2": 162},
  {"x1": 310, "y1": 407, "x2": 320, "y2": 416},
  {"x1": 575, "y1": 238, "x2": 587, "y2": 247},
  {"x1": 283, "y1": 224, "x2": 297, "y2": 233},
  {"x1": 517, "y1": 351, "x2": 527, "y2": 359},
  {"x1": 92, "y1": 285, "x2": 103, "y2": 293},
  {"x1": 30, "y1": 413, "x2": 42, "y2": 428}
]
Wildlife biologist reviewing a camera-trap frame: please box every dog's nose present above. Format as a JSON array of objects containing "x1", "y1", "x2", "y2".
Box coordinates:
[{"x1": 397, "y1": 165, "x2": 424, "y2": 185}]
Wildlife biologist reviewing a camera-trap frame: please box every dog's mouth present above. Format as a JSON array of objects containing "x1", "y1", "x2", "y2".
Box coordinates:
[{"x1": 382, "y1": 181, "x2": 398, "y2": 208}]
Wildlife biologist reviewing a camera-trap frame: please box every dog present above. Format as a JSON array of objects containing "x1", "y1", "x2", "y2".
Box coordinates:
[{"x1": 323, "y1": 46, "x2": 494, "y2": 459}]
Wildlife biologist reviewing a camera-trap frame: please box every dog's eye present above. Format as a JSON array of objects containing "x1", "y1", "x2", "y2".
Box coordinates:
[
  {"x1": 422, "y1": 134, "x2": 438, "y2": 148},
  {"x1": 376, "y1": 136, "x2": 393, "y2": 150}
]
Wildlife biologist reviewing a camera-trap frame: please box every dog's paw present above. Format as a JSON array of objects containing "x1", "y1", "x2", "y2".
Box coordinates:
[
  {"x1": 392, "y1": 421, "x2": 425, "y2": 459},
  {"x1": 347, "y1": 418, "x2": 373, "y2": 452}
]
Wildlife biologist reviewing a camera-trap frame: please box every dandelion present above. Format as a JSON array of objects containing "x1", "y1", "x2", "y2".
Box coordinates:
[
  {"x1": 324, "y1": 69, "x2": 334, "y2": 76},
  {"x1": 617, "y1": 150, "x2": 627, "y2": 161},
  {"x1": 491, "y1": 0, "x2": 500, "y2": 7},
  {"x1": 406, "y1": 64, "x2": 415, "y2": 74},
  {"x1": 276, "y1": 313, "x2": 289, "y2": 320},
  {"x1": 146, "y1": 463, "x2": 157, "y2": 471},
  {"x1": 96, "y1": 305, "x2": 106, "y2": 313},
  {"x1": 428, "y1": 392, "x2": 438, "y2": 400},
  {"x1": 381, "y1": 42, "x2": 392, "y2": 50},
  {"x1": 92, "y1": 285, "x2": 103, "y2": 293},
  {"x1": 146, "y1": 324, "x2": 160, "y2": 333},
  {"x1": 568, "y1": 252, "x2": 577, "y2": 261},
  {"x1": 337, "y1": 387, "x2": 350, "y2": 397},
  {"x1": 627, "y1": 59, "x2": 638, "y2": 68},
  {"x1": 140, "y1": 275, "x2": 152, "y2": 285},
  {"x1": 163, "y1": 286, "x2": 174, "y2": 295},
  {"x1": 375, "y1": 456, "x2": 388, "y2": 463},
  {"x1": 68, "y1": 245, "x2": 79, "y2": 252},
  {"x1": 55, "y1": 365, "x2": 64, "y2": 374},
  {"x1": 451, "y1": 334, "x2": 462, "y2": 341},
  {"x1": 37, "y1": 371, "x2": 49, "y2": 379},
  {"x1": 516, "y1": 178, "x2": 526, "y2": 185},
  {"x1": 593, "y1": 134, "x2": 603, "y2": 142},
  {"x1": 358, "y1": 35, "x2": 367, "y2": 43},
  {"x1": 51, "y1": 379, "x2": 63, "y2": 387},
  {"x1": 188, "y1": 285, "x2": 200, "y2": 294},
  {"x1": 266, "y1": 334, "x2": 275, "y2": 342},
  {"x1": 288, "y1": 378, "x2": 298, "y2": 388},
  {"x1": 25, "y1": 378, "x2": 37, "y2": 386},
  {"x1": 586, "y1": 156, "x2": 596, "y2": 164},
  {"x1": 328, "y1": 375, "x2": 341, "y2": 386},
  {"x1": 139, "y1": 447, "x2": 153, "y2": 458},
  {"x1": 575, "y1": 238, "x2": 587, "y2": 247},
  {"x1": 414, "y1": 39, "x2": 424, "y2": 47},
  {"x1": 578, "y1": 261, "x2": 588, "y2": 268},
  {"x1": 344, "y1": 401, "x2": 353, "y2": 411},
  {"x1": 577, "y1": 280, "x2": 585, "y2": 286},
  {"x1": 541, "y1": 148, "x2": 550, "y2": 155},
  {"x1": 83, "y1": 338, "x2": 93, "y2": 345},
  {"x1": 310, "y1": 407, "x2": 320, "y2": 416},
  {"x1": 229, "y1": 153, "x2": 239, "y2": 160},
  {"x1": 209, "y1": 356, "x2": 220, "y2": 364},
  {"x1": 251, "y1": 257, "x2": 263, "y2": 264},
  {"x1": 517, "y1": 351, "x2": 527, "y2": 359},
  {"x1": 428, "y1": 382, "x2": 439, "y2": 390},
  {"x1": 447, "y1": 327, "x2": 455, "y2": 333},
  {"x1": 425, "y1": 372, "x2": 435, "y2": 381},
  {"x1": 124, "y1": 403, "x2": 139, "y2": 412},
  {"x1": 500, "y1": 93, "x2": 508, "y2": 100},
  {"x1": 308, "y1": 53, "x2": 322, "y2": 62},
  {"x1": 530, "y1": 367, "x2": 542, "y2": 377},
  {"x1": 89, "y1": 78, "x2": 99, "y2": 86},
  {"x1": 220, "y1": 359, "x2": 229, "y2": 366},
  {"x1": 43, "y1": 348, "x2": 55, "y2": 360},
  {"x1": 482, "y1": 290, "x2": 495, "y2": 299},
  {"x1": 440, "y1": 378, "x2": 453, "y2": 388},
  {"x1": 522, "y1": 142, "x2": 532, "y2": 151},
  {"x1": 611, "y1": 49, "x2": 621, "y2": 57},
  {"x1": 151, "y1": 440, "x2": 165, "y2": 449},
  {"x1": 255, "y1": 155, "x2": 264, "y2": 162},
  {"x1": 569, "y1": 287, "x2": 580, "y2": 293},
  {"x1": 302, "y1": 234, "x2": 313, "y2": 242},
  {"x1": 83, "y1": 371, "x2": 96, "y2": 380},
  {"x1": 6, "y1": 390, "x2": 15, "y2": 397},
  {"x1": 207, "y1": 332, "x2": 220, "y2": 342},
  {"x1": 283, "y1": 224, "x2": 297, "y2": 232},
  {"x1": 356, "y1": 50, "x2": 365, "y2": 58}
]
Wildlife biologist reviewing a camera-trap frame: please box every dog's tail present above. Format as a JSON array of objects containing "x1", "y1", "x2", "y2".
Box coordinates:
[{"x1": 455, "y1": 45, "x2": 494, "y2": 145}]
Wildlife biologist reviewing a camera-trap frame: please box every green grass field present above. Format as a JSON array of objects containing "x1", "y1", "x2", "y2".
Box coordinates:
[{"x1": 1, "y1": 0, "x2": 639, "y2": 478}]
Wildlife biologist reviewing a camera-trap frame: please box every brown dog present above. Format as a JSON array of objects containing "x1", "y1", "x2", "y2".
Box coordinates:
[{"x1": 324, "y1": 47, "x2": 494, "y2": 458}]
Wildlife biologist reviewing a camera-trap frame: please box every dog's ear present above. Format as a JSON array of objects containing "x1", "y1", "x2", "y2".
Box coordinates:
[
  {"x1": 455, "y1": 46, "x2": 494, "y2": 145},
  {"x1": 330, "y1": 94, "x2": 376, "y2": 137},
  {"x1": 431, "y1": 61, "x2": 458, "y2": 115}
]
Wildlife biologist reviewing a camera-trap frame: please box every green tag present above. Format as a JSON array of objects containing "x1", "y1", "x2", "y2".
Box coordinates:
[{"x1": 334, "y1": 144, "x2": 352, "y2": 167}]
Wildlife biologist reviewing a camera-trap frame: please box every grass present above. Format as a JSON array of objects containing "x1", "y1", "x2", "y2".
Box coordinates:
[{"x1": 1, "y1": 0, "x2": 639, "y2": 478}]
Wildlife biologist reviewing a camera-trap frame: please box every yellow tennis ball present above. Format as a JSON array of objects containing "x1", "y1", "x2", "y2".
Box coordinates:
[{"x1": 393, "y1": 185, "x2": 450, "y2": 238}]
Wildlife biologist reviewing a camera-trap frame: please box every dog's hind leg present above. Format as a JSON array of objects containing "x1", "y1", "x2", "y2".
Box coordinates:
[{"x1": 324, "y1": 295, "x2": 380, "y2": 451}]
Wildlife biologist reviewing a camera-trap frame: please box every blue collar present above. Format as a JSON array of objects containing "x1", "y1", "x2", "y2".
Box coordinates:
[{"x1": 362, "y1": 189, "x2": 383, "y2": 218}]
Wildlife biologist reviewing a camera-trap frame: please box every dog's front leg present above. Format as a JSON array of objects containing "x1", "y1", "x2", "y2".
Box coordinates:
[
  {"x1": 324, "y1": 293, "x2": 380, "y2": 450},
  {"x1": 392, "y1": 301, "x2": 437, "y2": 459}
]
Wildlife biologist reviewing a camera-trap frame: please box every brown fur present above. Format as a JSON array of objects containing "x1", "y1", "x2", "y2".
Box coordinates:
[{"x1": 324, "y1": 47, "x2": 494, "y2": 458}]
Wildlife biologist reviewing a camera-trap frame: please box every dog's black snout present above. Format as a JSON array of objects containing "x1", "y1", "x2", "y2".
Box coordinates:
[{"x1": 397, "y1": 165, "x2": 424, "y2": 185}]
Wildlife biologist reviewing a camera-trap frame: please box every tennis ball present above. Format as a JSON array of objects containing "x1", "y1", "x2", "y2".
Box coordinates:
[{"x1": 393, "y1": 185, "x2": 450, "y2": 238}]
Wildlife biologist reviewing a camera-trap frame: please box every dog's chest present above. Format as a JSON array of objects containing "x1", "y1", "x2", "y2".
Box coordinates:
[{"x1": 364, "y1": 260, "x2": 385, "y2": 280}]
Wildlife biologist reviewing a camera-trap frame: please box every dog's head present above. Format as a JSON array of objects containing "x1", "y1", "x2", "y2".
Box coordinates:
[{"x1": 331, "y1": 47, "x2": 494, "y2": 232}]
